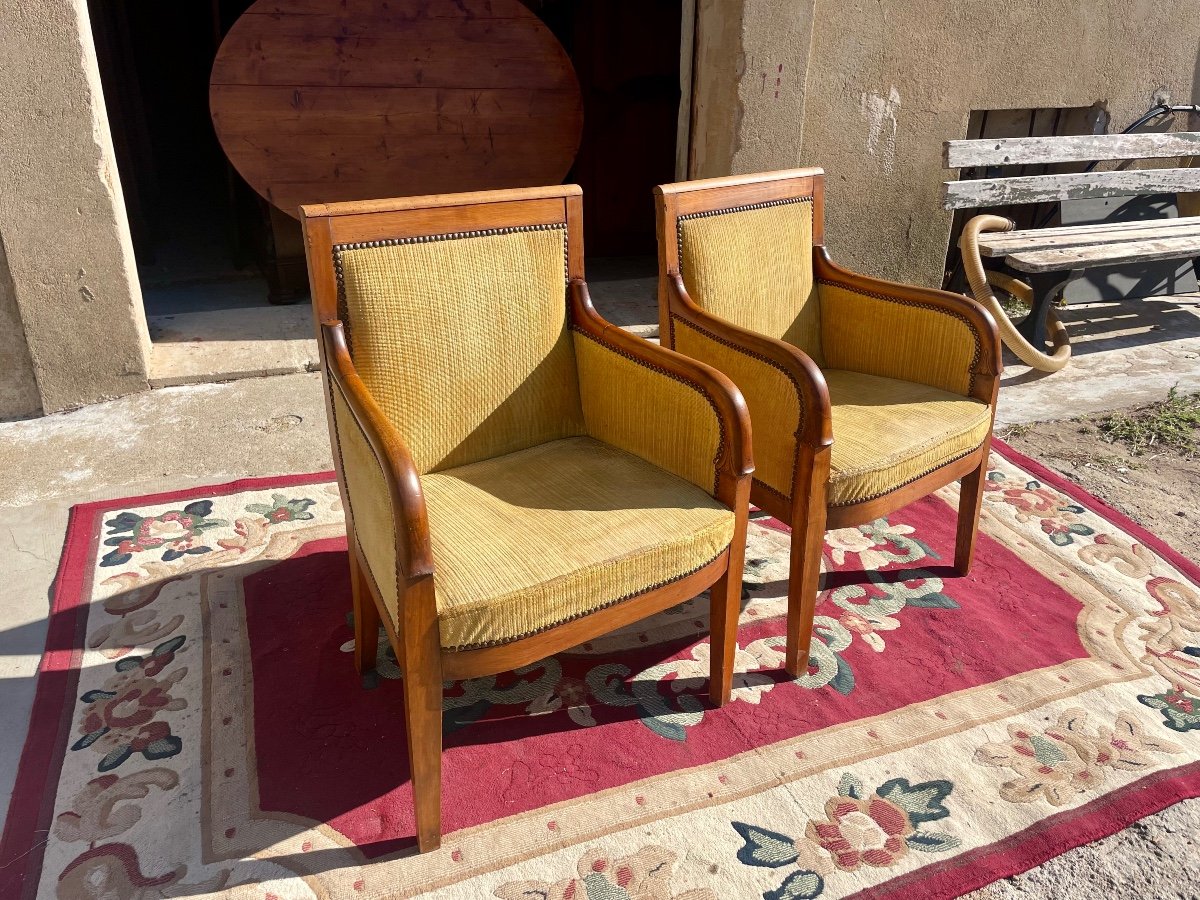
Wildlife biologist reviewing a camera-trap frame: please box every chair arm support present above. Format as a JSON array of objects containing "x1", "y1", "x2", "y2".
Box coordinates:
[
  {"x1": 814, "y1": 248, "x2": 1002, "y2": 403},
  {"x1": 663, "y1": 274, "x2": 832, "y2": 451},
  {"x1": 321, "y1": 322, "x2": 435, "y2": 584},
  {"x1": 569, "y1": 280, "x2": 753, "y2": 502}
]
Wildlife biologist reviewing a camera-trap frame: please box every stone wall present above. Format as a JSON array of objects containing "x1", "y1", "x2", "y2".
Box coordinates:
[
  {"x1": 697, "y1": 0, "x2": 1200, "y2": 286},
  {"x1": 0, "y1": 242, "x2": 41, "y2": 419},
  {"x1": 0, "y1": 0, "x2": 149, "y2": 418}
]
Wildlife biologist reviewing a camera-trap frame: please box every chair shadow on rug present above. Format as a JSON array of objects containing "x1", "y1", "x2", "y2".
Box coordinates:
[{"x1": 240, "y1": 547, "x2": 764, "y2": 859}]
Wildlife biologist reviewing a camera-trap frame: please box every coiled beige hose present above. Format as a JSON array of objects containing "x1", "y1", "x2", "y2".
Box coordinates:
[{"x1": 959, "y1": 214, "x2": 1071, "y2": 372}]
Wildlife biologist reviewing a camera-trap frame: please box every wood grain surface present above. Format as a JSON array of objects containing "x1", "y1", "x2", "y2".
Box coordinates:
[
  {"x1": 943, "y1": 167, "x2": 1200, "y2": 209},
  {"x1": 945, "y1": 131, "x2": 1200, "y2": 168},
  {"x1": 210, "y1": 0, "x2": 582, "y2": 218}
]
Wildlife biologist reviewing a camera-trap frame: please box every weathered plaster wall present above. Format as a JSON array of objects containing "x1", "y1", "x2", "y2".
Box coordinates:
[
  {"x1": 0, "y1": 0, "x2": 149, "y2": 415},
  {"x1": 729, "y1": 0, "x2": 815, "y2": 176},
  {"x1": 0, "y1": 242, "x2": 42, "y2": 419},
  {"x1": 689, "y1": 0, "x2": 748, "y2": 179},
  {"x1": 702, "y1": 0, "x2": 1200, "y2": 287}
]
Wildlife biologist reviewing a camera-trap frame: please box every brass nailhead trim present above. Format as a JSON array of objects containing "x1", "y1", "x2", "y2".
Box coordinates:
[
  {"x1": 676, "y1": 196, "x2": 814, "y2": 280},
  {"x1": 331, "y1": 223, "x2": 569, "y2": 350},
  {"x1": 827, "y1": 445, "x2": 983, "y2": 508},
  {"x1": 326, "y1": 376, "x2": 401, "y2": 623},
  {"x1": 753, "y1": 478, "x2": 792, "y2": 509},
  {"x1": 443, "y1": 545, "x2": 729, "y2": 653}
]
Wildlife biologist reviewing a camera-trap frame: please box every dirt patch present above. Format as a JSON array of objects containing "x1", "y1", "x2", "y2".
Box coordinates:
[{"x1": 999, "y1": 414, "x2": 1200, "y2": 563}]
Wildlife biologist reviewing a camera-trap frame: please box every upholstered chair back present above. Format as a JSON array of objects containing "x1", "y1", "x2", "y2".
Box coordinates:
[
  {"x1": 335, "y1": 225, "x2": 585, "y2": 473},
  {"x1": 676, "y1": 197, "x2": 823, "y2": 364}
]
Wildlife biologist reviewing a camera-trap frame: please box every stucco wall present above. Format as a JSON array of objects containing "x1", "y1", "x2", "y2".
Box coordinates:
[
  {"x1": 0, "y1": 0, "x2": 149, "y2": 416},
  {"x1": 0, "y1": 242, "x2": 41, "y2": 419},
  {"x1": 701, "y1": 0, "x2": 1200, "y2": 287}
]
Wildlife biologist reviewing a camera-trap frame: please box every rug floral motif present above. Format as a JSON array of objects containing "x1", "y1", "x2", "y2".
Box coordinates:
[{"x1": 2, "y1": 444, "x2": 1199, "y2": 900}]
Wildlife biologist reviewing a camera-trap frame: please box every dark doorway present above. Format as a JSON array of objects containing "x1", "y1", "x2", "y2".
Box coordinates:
[
  {"x1": 87, "y1": 0, "x2": 284, "y2": 319},
  {"x1": 530, "y1": 0, "x2": 684, "y2": 332},
  {"x1": 531, "y1": 0, "x2": 683, "y2": 257},
  {"x1": 89, "y1": 1, "x2": 684, "y2": 339}
]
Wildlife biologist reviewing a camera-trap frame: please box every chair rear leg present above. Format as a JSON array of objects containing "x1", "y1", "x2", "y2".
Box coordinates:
[
  {"x1": 785, "y1": 447, "x2": 830, "y2": 678},
  {"x1": 954, "y1": 444, "x2": 991, "y2": 575},
  {"x1": 350, "y1": 546, "x2": 378, "y2": 675}
]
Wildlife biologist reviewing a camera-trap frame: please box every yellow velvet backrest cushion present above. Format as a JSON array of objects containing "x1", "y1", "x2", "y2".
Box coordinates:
[
  {"x1": 678, "y1": 199, "x2": 822, "y2": 363},
  {"x1": 336, "y1": 226, "x2": 585, "y2": 473}
]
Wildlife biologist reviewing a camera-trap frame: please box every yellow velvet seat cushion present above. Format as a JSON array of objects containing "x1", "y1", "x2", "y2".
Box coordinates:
[
  {"x1": 825, "y1": 370, "x2": 992, "y2": 507},
  {"x1": 418, "y1": 436, "x2": 736, "y2": 651}
]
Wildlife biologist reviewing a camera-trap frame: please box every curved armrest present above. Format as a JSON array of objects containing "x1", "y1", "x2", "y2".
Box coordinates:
[
  {"x1": 569, "y1": 280, "x2": 752, "y2": 503},
  {"x1": 321, "y1": 322, "x2": 434, "y2": 583},
  {"x1": 664, "y1": 273, "x2": 831, "y2": 450},
  {"x1": 814, "y1": 248, "x2": 1002, "y2": 403}
]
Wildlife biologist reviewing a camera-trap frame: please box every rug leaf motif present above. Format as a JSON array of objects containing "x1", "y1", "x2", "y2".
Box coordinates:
[{"x1": 735, "y1": 771, "x2": 961, "y2": 898}]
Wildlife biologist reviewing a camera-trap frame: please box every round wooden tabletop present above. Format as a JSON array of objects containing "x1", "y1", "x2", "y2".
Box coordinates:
[{"x1": 209, "y1": 0, "x2": 583, "y2": 219}]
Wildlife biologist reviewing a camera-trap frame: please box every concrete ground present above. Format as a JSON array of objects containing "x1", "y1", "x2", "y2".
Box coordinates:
[
  {"x1": 141, "y1": 255, "x2": 660, "y2": 389},
  {"x1": 2, "y1": 288, "x2": 1199, "y2": 895}
]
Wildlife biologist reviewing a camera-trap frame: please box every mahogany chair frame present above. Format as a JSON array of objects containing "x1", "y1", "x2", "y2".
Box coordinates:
[
  {"x1": 301, "y1": 185, "x2": 753, "y2": 853},
  {"x1": 655, "y1": 168, "x2": 1001, "y2": 678}
]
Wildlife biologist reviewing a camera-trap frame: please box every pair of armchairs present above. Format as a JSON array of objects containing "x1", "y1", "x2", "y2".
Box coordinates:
[{"x1": 301, "y1": 171, "x2": 1000, "y2": 853}]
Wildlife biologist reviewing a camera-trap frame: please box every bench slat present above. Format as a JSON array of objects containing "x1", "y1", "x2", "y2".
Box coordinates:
[
  {"x1": 1005, "y1": 234, "x2": 1200, "y2": 273},
  {"x1": 943, "y1": 168, "x2": 1200, "y2": 209},
  {"x1": 945, "y1": 132, "x2": 1200, "y2": 168},
  {"x1": 977, "y1": 216, "x2": 1200, "y2": 256}
]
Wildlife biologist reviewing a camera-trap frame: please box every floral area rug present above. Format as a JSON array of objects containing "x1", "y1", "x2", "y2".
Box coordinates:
[{"x1": 3, "y1": 442, "x2": 1199, "y2": 900}]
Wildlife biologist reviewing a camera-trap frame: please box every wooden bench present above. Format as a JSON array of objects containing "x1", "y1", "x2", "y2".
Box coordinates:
[{"x1": 942, "y1": 129, "x2": 1200, "y2": 370}]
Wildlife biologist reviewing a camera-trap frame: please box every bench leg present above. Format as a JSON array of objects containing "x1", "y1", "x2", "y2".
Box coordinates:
[{"x1": 1015, "y1": 271, "x2": 1073, "y2": 349}]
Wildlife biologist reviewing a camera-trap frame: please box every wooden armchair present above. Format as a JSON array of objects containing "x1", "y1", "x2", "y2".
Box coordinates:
[
  {"x1": 655, "y1": 169, "x2": 1000, "y2": 678},
  {"x1": 301, "y1": 185, "x2": 752, "y2": 852}
]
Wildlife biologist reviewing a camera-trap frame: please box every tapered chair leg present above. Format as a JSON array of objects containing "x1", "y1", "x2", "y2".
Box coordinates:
[
  {"x1": 709, "y1": 533, "x2": 748, "y2": 707},
  {"x1": 700, "y1": 564, "x2": 739, "y2": 710},
  {"x1": 350, "y1": 547, "x2": 378, "y2": 675},
  {"x1": 785, "y1": 447, "x2": 831, "y2": 678},
  {"x1": 400, "y1": 576, "x2": 444, "y2": 853},
  {"x1": 954, "y1": 444, "x2": 991, "y2": 576},
  {"x1": 404, "y1": 664, "x2": 443, "y2": 852}
]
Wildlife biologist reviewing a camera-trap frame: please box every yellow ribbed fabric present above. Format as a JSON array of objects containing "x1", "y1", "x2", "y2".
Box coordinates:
[
  {"x1": 337, "y1": 227, "x2": 585, "y2": 474},
  {"x1": 678, "y1": 200, "x2": 823, "y2": 362},
  {"x1": 574, "y1": 331, "x2": 723, "y2": 495},
  {"x1": 330, "y1": 382, "x2": 398, "y2": 600},
  {"x1": 820, "y1": 282, "x2": 978, "y2": 397},
  {"x1": 672, "y1": 318, "x2": 799, "y2": 498},
  {"x1": 825, "y1": 370, "x2": 992, "y2": 506},
  {"x1": 419, "y1": 437, "x2": 735, "y2": 650}
]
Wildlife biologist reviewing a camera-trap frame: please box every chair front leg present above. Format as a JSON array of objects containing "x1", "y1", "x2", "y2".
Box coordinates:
[
  {"x1": 954, "y1": 438, "x2": 992, "y2": 575},
  {"x1": 349, "y1": 545, "x2": 379, "y2": 677},
  {"x1": 785, "y1": 446, "x2": 831, "y2": 678},
  {"x1": 709, "y1": 474, "x2": 750, "y2": 707},
  {"x1": 399, "y1": 576, "x2": 444, "y2": 853}
]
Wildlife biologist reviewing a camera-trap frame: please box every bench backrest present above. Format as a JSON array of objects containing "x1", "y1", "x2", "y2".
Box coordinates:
[{"x1": 942, "y1": 131, "x2": 1200, "y2": 210}]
